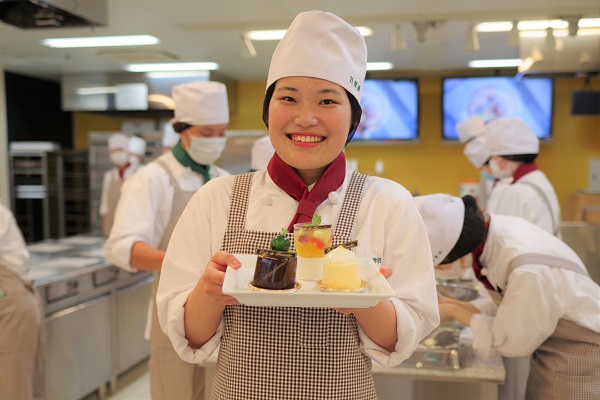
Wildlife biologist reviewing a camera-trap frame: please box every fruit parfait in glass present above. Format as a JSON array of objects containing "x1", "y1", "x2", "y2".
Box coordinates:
[{"x1": 293, "y1": 216, "x2": 333, "y2": 281}]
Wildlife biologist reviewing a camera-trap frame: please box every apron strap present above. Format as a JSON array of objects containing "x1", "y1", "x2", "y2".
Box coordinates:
[
  {"x1": 505, "y1": 253, "x2": 590, "y2": 289},
  {"x1": 518, "y1": 181, "x2": 560, "y2": 237}
]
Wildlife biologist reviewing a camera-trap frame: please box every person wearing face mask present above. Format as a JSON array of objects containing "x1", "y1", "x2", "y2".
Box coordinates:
[
  {"x1": 456, "y1": 117, "x2": 509, "y2": 211},
  {"x1": 162, "y1": 121, "x2": 179, "y2": 154},
  {"x1": 485, "y1": 118, "x2": 561, "y2": 237},
  {"x1": 414, "y1": 193, "x2": 600, "y2": 400},
  {"x1": 99, "y1": 133, "x2": 131, "y2": 236},
  {"x1": 156, "y1": 11, "x2": 438, "y2": 399},
  {"x1": 126, "y1": 134, "x2": 147, "y2": 175},
  {"x1": 104, "y1": 81, "x2": 230, "y2": 400},
  {"x1": 249, "y1": 134, "x2": 275, "y2": 172}
]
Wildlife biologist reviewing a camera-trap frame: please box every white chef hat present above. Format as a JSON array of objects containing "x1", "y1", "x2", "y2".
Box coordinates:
[
  {"x1": 172, "y1": 81, "x2": 229, "y2": 126},
  {"x1": 266, "y1": 10, "x2": 368, "y2": 102},
  {"x1": 108, "y1": 133, "x2": 128, "y2": 151},
  {"x1": 162, "y1": 122, "x2": 179, "y2": 148},
  {"x1": 413, "y1": 194, "x2": 464, "y2": 266},
  {"x1": 456, "y1": 116, "x2": 485, "y2": 143},
  {"x1": 485, "y1": 117, "x2": 539, "y2": 156},
  {"x1": 251, "y1": 135, "x2": 275, "y2": 171},
  {"x1": 463, "y1": 135, "x2": 489, "y2": 169},
  {"x1": 128, "y1": 135, "x2": 147, "y2": 156}
]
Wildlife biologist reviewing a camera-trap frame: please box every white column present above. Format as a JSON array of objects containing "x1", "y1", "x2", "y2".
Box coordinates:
[{"x1": 0, "y1": 66, "x2": 10, "y2": 208}]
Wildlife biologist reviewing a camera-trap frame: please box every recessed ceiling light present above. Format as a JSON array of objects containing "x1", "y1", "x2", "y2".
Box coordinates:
[
  {"x1": 41, "y1": 35, "x2": 159, "y2": 48},
  {"x1": 468, "y1": 59, "x2": 522, "y2": 68},
  {"x1": 476, "y1": 18, "x2": 600, "y2": 33},
  {"x1": 123, "y1": 62, "x2": 219, "y2": 72},
  {"x1": 367, "y1": 62, "x2": 394, "y2": 71}
]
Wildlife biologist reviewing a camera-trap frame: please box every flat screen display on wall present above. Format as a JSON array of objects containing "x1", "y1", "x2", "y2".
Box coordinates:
[
  {"x1": 353, "y1": 79, "x2": 419, "y2": 142},
  {"x1": 442, "y1": 76, "x2": 554, "y2": 141}
]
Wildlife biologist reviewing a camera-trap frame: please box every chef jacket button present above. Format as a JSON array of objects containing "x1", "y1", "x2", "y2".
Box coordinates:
[
  {"x1": 261, "y1": 196, "x2": 272, "y2": 206},
  {"x1": 480, "y1": 267, "x2": 488, "y2": 276},
  {"x1": 328, "y1": 192, "x2": 339, "y2": 204}
]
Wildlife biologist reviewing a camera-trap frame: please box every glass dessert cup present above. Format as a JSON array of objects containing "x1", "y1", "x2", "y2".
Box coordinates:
[{"x1": 293, "y1": 223, "x2": 332, "y2": 281}]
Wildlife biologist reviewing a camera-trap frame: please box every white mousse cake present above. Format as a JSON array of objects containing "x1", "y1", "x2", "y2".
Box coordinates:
[{"x1": 321, "y1": 246, "x2": 362, "y2": 290}]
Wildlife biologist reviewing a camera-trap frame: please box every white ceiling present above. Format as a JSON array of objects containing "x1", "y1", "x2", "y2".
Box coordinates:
[{"x1": 0, "y1": 0, "x2": 599, "y2": 82}]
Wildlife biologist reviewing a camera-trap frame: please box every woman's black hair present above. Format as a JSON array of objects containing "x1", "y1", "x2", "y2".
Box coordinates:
[
  {"x1": 262, "y1": 82, "x2": 362, "y2": 145},
  {"x1": 440, "y1": 195, "x2": 486, "y2": 264},
  {"x1": 500, "y1": 154, "x2": 538, "y2": 163},
  {"x1": 172, "y1": 121, "x2": 191, "y2": 133}
]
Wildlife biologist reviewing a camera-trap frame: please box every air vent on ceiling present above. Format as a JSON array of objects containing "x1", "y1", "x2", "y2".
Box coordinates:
[{"x1": 0, "y1": 0, "x2": 107, "y2": 29}]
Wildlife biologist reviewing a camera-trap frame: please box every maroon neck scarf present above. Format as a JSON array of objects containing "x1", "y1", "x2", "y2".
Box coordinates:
[
  {"x1": 267, "y1": 152, "x2": 346, "y2": 232},
  {"x1": 512, "y1": 162, "x2": 538, "y2": 184},
  {"x1": 472, "y1": 221, "x2": 494, "y2": 291}
]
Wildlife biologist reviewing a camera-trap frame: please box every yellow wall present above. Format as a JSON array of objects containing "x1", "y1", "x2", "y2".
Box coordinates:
[{"x1": 73, "y1": 77, "x2": 600, "y2": 218}]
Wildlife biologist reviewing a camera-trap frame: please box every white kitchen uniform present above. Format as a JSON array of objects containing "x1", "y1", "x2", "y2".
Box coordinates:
[
  {"x1": 487, "y1": 169, "x2": 560, "y2": 236},
  {"x1": 470, "y1": 214, "x2": 600, "y2": 399},
  {"x1": 0, "y1": 204, "x2": 45, "y2": 400},
  {"x1": 157, "y1": 169, "x2": 439, "y2": 398},
  {"x1": 104, "y1": 151, "x2": 229, "y2": 399}
]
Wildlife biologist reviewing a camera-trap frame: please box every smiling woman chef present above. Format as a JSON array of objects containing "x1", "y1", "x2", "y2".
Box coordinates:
[{"x1": 156, "y1": 10, "x2": 439, "y2": 400}]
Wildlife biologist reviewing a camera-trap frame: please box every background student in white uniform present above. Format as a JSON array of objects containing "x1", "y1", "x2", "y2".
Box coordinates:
[
  {"x1": 485, "y1": 117, "x2": 561, "y2": 237},
  {"x1": 157, "y1": 10, "x2": 439, "y2": 400},
  {"x1": 162, "y1": 121, "x2": 179, "y2": 153},
  {"x1": 455, "y1": 117, "x2": 505, "y2": 211},
  {"x1": 249, "y1": 134, "x2": 275, "y2": 171},
  {"x1": 99, "y1": 133, "x2": 131, "y2": 236},
  {"x1": 0, "y1": 203, "x2": 45, "y2": 400},
  {"x1": 127, "y1": 134, "x2": 147, "y2": 175},
  {"x1": 104, "y1": 81, "x2": 231, "y2": 400},
  {"x1": 414, "y1": 193, "x2": 600, "y2": 400}
]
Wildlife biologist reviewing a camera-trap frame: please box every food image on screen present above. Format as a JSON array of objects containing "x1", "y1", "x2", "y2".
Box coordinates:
[
  {"x1": 442, "y1": 76, "x2": 553, "y2": 140},
  {"x1": 354, "y1": 79, "x2": 418, "y2": 141}
]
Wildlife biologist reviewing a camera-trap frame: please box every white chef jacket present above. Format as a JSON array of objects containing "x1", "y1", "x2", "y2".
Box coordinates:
[
  {"x1": 470, "y1": 214, "x2": 600, "y2": 360},
  {"x1": 98, "y1": 166, "x2": 137, "y2": 216},
  {"x1": 104, "y1": 152, "x2": 229, "y2": 272},
  {"x1": 487, "y1": 170, "x2": 561, "y2": 236},
  {"x1": 157, "y1": 169, "x2": 440, "y2": 368},
  {"x1": 0, "y1": 203, "x2": 30, "y2": 277}
]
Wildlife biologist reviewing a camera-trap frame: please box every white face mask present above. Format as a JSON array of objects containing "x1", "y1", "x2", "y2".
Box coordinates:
[
  {"x1": 110, "y1": 151, "x2": 129, "y2": 167},
  {"x1": 186, "y1": 136, "x2": 227, "y2": 165},
  {"x1": 489, "y1": 158, "x2": 512, "y2": 180},
  {"x1": 435, "y1": 253, "x2": 473, "y2": 280},
  {"x1": 128, "y1": 155, "x2": 141, "y2": 170}
]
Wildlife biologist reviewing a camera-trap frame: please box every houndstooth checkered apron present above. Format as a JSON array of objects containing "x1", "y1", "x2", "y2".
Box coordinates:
[
  {"x1": 211, "y1": 171, "x2": 378, "y2": 400},
  {"x1": 0, "y1": 265, "x2": 45, "y2": 400},
  {"x1": 149, "y1": 159, "x2": 206, "y2": 400},
  {"x1": 506, "y1": 254, "x2": 600, "y2": 400}
]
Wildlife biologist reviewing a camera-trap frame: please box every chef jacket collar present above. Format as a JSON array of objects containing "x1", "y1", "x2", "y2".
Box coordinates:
[{"x1": 511, "y1": 162, "x2": 538, "y2": 184}]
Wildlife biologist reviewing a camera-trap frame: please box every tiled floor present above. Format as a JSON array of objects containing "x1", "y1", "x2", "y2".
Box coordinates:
[{"x1": 108, "y1": 372, "x2": 150, "y2": 400}]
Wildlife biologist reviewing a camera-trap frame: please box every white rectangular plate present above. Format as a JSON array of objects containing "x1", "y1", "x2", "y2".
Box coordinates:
[{"x1": 223, "y1": 254, "x2": 395, "y2": 308}]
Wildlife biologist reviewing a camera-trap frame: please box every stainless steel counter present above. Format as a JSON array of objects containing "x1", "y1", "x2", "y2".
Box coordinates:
[{"x1": 28, "y1": 235, "x2": 153, "y2": 400}]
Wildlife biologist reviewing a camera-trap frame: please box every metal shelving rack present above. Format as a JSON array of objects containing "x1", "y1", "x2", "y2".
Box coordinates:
[
  {"x1": 62, "y1": 150, "x2": 91, "y2": 236},
  {"x1": 9, "y1": 143, "x2": 65, "y2": 242}
]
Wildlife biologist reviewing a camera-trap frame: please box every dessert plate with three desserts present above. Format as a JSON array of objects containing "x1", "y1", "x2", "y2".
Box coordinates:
[{"x1": 222, "y1": 228, "x2": 395, "y2": 308}]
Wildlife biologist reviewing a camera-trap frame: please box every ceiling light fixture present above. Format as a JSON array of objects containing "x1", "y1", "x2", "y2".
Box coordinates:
[
  {"x1": 476, "y1": 18, "x2": 600, "y2": 33},
  {"x1": 123, "y1": 62, "x2": 219, "y2": 72},
  {"x1": 545, "y1": 27, "x2": 556, "y2": 50},
  {"x1": 563, "y1": 16, "x2": 582, "y2": 36},
  {"x1": 466, "y1": 23, "x2": 480, "y2": 51},
  {"x1": 468, "y1": 59, "x2": 522, "y2": 68},
  {"x1": 391, "y1": 24, "x2": 407, "y2": 51},
  {"x1": 145, "y1": 71, "x2": 210, "y2": 79},
  {"x1": 41, "y1": 35, "x2": 159, "y2": 48},
  {"x1": 508, "y1": 21, "x2": 520, "y2": 47},
  {"x1": 367, "y1": 62, "x2": 394, "y2": 71},
  {"x1": 246, "y1": 26, "x2": 372, "y2": 41},
  {"x1": 241, "y1": 35, "x2": 257, "y2": 58}
]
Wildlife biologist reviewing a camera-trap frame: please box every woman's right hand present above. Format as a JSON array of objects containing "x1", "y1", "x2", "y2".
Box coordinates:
[{"x1": 199, "y1": 251, "x2": 242, "y2": 305}]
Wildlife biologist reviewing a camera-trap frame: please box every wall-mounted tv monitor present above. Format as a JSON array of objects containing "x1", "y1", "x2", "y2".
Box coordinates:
[
  {"x1": 442, "y1": 76, "x2": 554, "y2": 141},
  {"x1": 353, "y1": 79, "x2": 419, "y2": 142}
]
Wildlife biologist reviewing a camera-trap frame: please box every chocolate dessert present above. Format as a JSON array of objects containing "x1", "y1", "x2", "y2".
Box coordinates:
[{"x1": 251, "y1": 249, "x2": 298, "y2": 290}]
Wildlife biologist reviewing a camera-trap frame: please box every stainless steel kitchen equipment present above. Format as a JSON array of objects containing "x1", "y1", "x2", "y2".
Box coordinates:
[
  {"x1": 437, "y1": 281, "x2": 480, "y2": 302},
  {"x1": 30, "y1": 235, "x2": 153, "y2": 400},
  {"x1": 403, "y1": 321, "x2": 472, "y2": 370}
]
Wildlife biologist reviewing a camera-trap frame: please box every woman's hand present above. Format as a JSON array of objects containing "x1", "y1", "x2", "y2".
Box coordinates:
[{"x1": 198, "y1": 251, "x2": 242, "y2": 306}]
